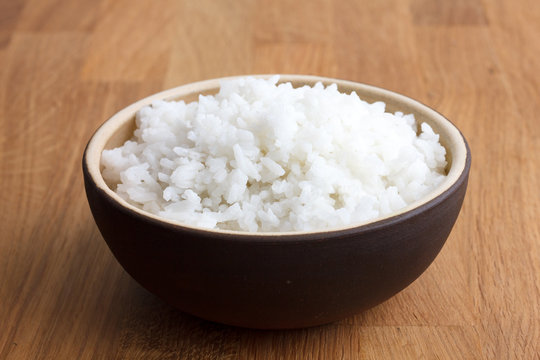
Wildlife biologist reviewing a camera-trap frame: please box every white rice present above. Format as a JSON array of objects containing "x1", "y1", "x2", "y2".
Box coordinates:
[{"x1": 101, "y1": 76, "x2": 447, "y2": 232}]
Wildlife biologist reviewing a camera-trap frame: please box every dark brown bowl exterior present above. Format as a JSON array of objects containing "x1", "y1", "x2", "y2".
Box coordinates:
[{"x1": 82, "y1": 142, "x2": 470, "y2": 329}]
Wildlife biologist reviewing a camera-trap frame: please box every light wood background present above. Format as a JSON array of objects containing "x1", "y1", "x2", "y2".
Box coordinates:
[{"x1": 1, "y1": 0, "x2": 539, "y2": 359}]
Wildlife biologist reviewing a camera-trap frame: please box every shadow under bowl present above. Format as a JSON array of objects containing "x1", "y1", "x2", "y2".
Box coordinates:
[{"x1": 83, "y1": 75, "x2": 471, "y2": 329}]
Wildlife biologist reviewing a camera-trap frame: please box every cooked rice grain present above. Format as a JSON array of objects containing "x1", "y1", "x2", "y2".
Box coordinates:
[{"x1": 101, "y1": 76, "x2": 447, "y2": 232}]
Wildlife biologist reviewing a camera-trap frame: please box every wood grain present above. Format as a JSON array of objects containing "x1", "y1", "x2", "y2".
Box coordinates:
[{"x1": 1, "y1": 0, "x2": 539, "y2": 359}]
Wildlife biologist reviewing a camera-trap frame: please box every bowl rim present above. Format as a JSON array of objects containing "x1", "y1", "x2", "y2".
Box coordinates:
[{"x1": 83, "y1": 74, "x2": 471, "y2": 239}]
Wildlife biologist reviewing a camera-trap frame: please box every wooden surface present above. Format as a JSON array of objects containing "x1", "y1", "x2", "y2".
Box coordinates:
[{"x1": 1, "y1": 0, "x2": 539, "y2": 358}]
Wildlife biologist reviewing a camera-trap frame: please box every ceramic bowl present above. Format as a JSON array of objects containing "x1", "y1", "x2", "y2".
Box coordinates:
[{"x1": 83, "y1": 75, "x2": 471, "y2": 329}]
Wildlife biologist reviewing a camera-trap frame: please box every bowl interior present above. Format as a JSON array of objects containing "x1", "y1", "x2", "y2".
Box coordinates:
[{"x1": 86, "y1": 75, "x2": 468, "y2": 235}]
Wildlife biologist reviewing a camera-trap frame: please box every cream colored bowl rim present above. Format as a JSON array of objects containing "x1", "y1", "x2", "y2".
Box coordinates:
[{"x1": 85, "y1": 74, "x2": 469, "y2": 236}]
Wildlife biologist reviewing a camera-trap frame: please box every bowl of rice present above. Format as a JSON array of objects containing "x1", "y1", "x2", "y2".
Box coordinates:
[{"x1": 83, "y1": 75, "x2": 470, "y2": 329}]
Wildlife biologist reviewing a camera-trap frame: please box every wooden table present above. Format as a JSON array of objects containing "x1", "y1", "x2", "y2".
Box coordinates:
[{"x1": 1, "y1": 0, "x2": 539, "y2": 358}]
